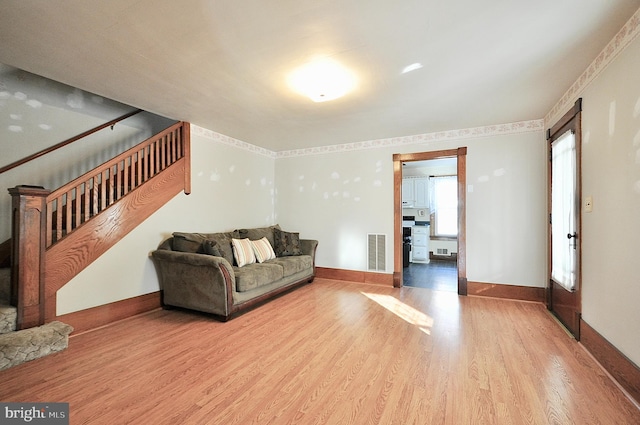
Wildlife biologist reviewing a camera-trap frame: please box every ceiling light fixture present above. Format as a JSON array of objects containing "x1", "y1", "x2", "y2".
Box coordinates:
[
  {"x1": 402, "y1": 63, "x2": 423, "y2": 74},
  {"x1": 288, "y1": 59, "x2": 357, "y2": 103}
]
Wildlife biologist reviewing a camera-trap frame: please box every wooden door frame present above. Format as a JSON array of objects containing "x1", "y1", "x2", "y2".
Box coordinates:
[{"x1": 393, "y1": 148, "x2": 467, "y2": 295}]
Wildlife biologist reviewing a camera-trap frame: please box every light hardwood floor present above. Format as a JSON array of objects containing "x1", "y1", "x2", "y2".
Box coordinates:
[{"x1": 1, "y1": 278, "x2": 638, "y2": 424}]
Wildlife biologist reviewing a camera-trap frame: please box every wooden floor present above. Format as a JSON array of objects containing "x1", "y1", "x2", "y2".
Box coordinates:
[{"x1": 1, "y1": 278, "x2": 638, "y2": 424}]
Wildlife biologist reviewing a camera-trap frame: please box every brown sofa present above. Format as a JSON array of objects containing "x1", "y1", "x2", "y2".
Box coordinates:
[{"x1": 151, "y1": 225, "x2": 317, "y2": 320}]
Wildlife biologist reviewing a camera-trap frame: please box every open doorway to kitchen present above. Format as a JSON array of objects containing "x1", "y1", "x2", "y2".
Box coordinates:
[
  {"x1": 402, "y1": 160, "x2": 458, "y2": 292},
  {"x1": 393, "y1": 148, "x2": 467, "y2": 295}
]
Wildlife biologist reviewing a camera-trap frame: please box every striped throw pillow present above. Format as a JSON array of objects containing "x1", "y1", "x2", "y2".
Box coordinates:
[
  {"x1": 231, "y1": 238, "x2": 256, "y2": 267},
  {"x1": 251, "y1": 237, "x2": 276, "y2": 263}
]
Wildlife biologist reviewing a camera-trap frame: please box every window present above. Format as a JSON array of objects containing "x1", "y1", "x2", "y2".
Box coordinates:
[{"x1": 430, "y1": 176, "x2": 457, "y2": 237}]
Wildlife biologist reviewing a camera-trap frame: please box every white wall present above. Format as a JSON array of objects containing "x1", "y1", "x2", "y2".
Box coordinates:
[
  {"x1": 56, "y1": 129, "x2": 275, "y2": 314},
  {"x1": 275, "y1": 148, "x2": 394, "y2": 272},
  {"x1": 466, "y1": 132, "x2": 548, "y2": 286},
  {"x1": 275, "y1": 130, "x2": 548, "y2": 288},
  {"x1": 576, "y1": 34, "x2": 640, "y2": 366}
]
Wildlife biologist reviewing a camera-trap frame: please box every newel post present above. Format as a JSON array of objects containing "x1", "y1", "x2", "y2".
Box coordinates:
[{"x1": 8, "y1": 185, "x2": 51, "y2": 330}]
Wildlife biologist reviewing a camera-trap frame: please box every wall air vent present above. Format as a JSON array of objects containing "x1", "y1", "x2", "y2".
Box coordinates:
[
  {"x1": 437, "y1": 248, "x2": 449, "y2": 255},
  {"x1": 367, "y1": 234, "x2": 386, "y2": 271}
]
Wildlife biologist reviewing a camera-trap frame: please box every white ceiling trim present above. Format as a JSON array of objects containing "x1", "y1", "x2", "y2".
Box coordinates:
[
  {"x1": 192, "y1": 119, "x2": 544, "y2": 159},
  {"x1": 276, "y1": 120, "x2": 544, "y2": 159},
  {"x1": 545, "y1": 6, "x2": 640, "y2": 127},
  {"x1": 191, "y1": 125, "x2": 277, "y2": 159}
]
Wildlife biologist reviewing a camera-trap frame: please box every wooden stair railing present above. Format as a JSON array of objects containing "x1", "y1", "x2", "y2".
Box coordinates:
[
  {"x1": 9, "y1": 121, "x2": 191, "y2": 330},
  {"x1": 0, "y1": 109, "x2": 142, "y2": 175},
  {"x1": 46, "y1": 122, "x2": 187, "y2": 245}
]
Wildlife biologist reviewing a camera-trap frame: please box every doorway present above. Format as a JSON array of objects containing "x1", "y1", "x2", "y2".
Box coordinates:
[
  {"x1": 402, "y1": 160, "x2": 458, "y2": 292},
  {"x1": 547, "y1": 99, "x2": 582, "y2": 339},
  {"x1": 393, "y1": 148, "x2": 467, "y2": 295}
]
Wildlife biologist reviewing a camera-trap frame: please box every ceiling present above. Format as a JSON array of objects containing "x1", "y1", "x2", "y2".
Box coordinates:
[{"x1": 0, "y1": 0, "x2": 638, "y2": 152}]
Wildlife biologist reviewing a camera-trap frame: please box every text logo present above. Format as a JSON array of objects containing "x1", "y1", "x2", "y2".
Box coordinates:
[{"x1": 1, "y1": 403, "x2": 68, "y2": 424}]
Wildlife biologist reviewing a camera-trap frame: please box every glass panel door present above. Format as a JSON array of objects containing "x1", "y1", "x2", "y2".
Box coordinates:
[
  {"x1": 551, "y1": 130, "x2": 577, "y2": 291},
  {"x1": 549, "y1": 128, "x2": 581, "y2": 339}
]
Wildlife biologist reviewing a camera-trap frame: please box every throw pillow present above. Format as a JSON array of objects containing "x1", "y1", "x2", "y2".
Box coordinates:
[
  {"x1": 202, "y1": 239, "x2": 222, "y2": 257},
  {"x1": 231, "y1": 238, "x2": 256, "y2": 267},
  {"x1": 207, "y1": 233, "x2": 235, "y2": 265},
  {"x1": 273, "y1": 228, "x2": 302, "y2": 257},
  {"x1": 251, "y1": 237, "x2": 276, "y2": 263},
  {"x1": 172, "y1": 232, "x2": 206, "y2": 253}
]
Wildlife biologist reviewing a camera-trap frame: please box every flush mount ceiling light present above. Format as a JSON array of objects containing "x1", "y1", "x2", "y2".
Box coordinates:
[{"x1": 288, "y1": 59, "x2": 357, "y2": 102}]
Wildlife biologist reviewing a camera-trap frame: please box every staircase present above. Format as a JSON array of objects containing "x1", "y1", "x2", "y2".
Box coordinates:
[
  {"x1": 1, "y1": 119, "x2": 191, "y2": 370},
  {"x1": 0, "y1": 268, "x2": 73, "y2": 370}
]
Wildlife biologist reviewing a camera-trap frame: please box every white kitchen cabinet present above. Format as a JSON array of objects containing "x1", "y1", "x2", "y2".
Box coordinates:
[
  {"x1": 412, "y1": 246, "x2": 428, "y2": 261},
  {"x1": 413, "y1": 233, "x2": 428, "y2": 246},
  {"x1": 402, "y1": 179, "x2": 415, "y2": 207},
  {"x1": 403, "y1": 177, "x2": 429, "y2": 208},
  {"x1": 411, "y1": 225, "x2": 430, "y2": 263},
  {"x1": 414, "y1": 178, "x2": 429, "y2": 208}
]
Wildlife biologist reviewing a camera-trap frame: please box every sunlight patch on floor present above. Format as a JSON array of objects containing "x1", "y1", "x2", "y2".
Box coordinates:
[{"x1": 361, "y1": 292, "x2": 434, "y2": 334}]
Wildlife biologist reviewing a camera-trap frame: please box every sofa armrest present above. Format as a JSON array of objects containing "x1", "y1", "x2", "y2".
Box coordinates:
[
  {"x1": 151, "y1": 250, "x2": 235, "y2": 317},
  {"x1": 300, "y1": 239, "x2": 318, "y2": 263}
]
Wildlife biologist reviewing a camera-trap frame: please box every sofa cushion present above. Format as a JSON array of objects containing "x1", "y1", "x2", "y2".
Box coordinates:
[
  {"x1": 251, "y1": 237, "x2": 276, "y2": 263},
  {"x1": 273, "y1": 228, "x2": 302, "y2": 256},
  {"x1": 232, "y1": 238, "x2": 256, "y2": 267},
  {"x1": 234, "y1": 263, "x2": 284, "y2": 292},
  {"x1": 172, "y1": 232, "x2": 207, "y2": 253},
  {"x1": 235, "y1": 224, "x2": 280, "y2": 247},
  {"x1": 268, "y1": 255, "x2": 313, "y2": 277}
]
